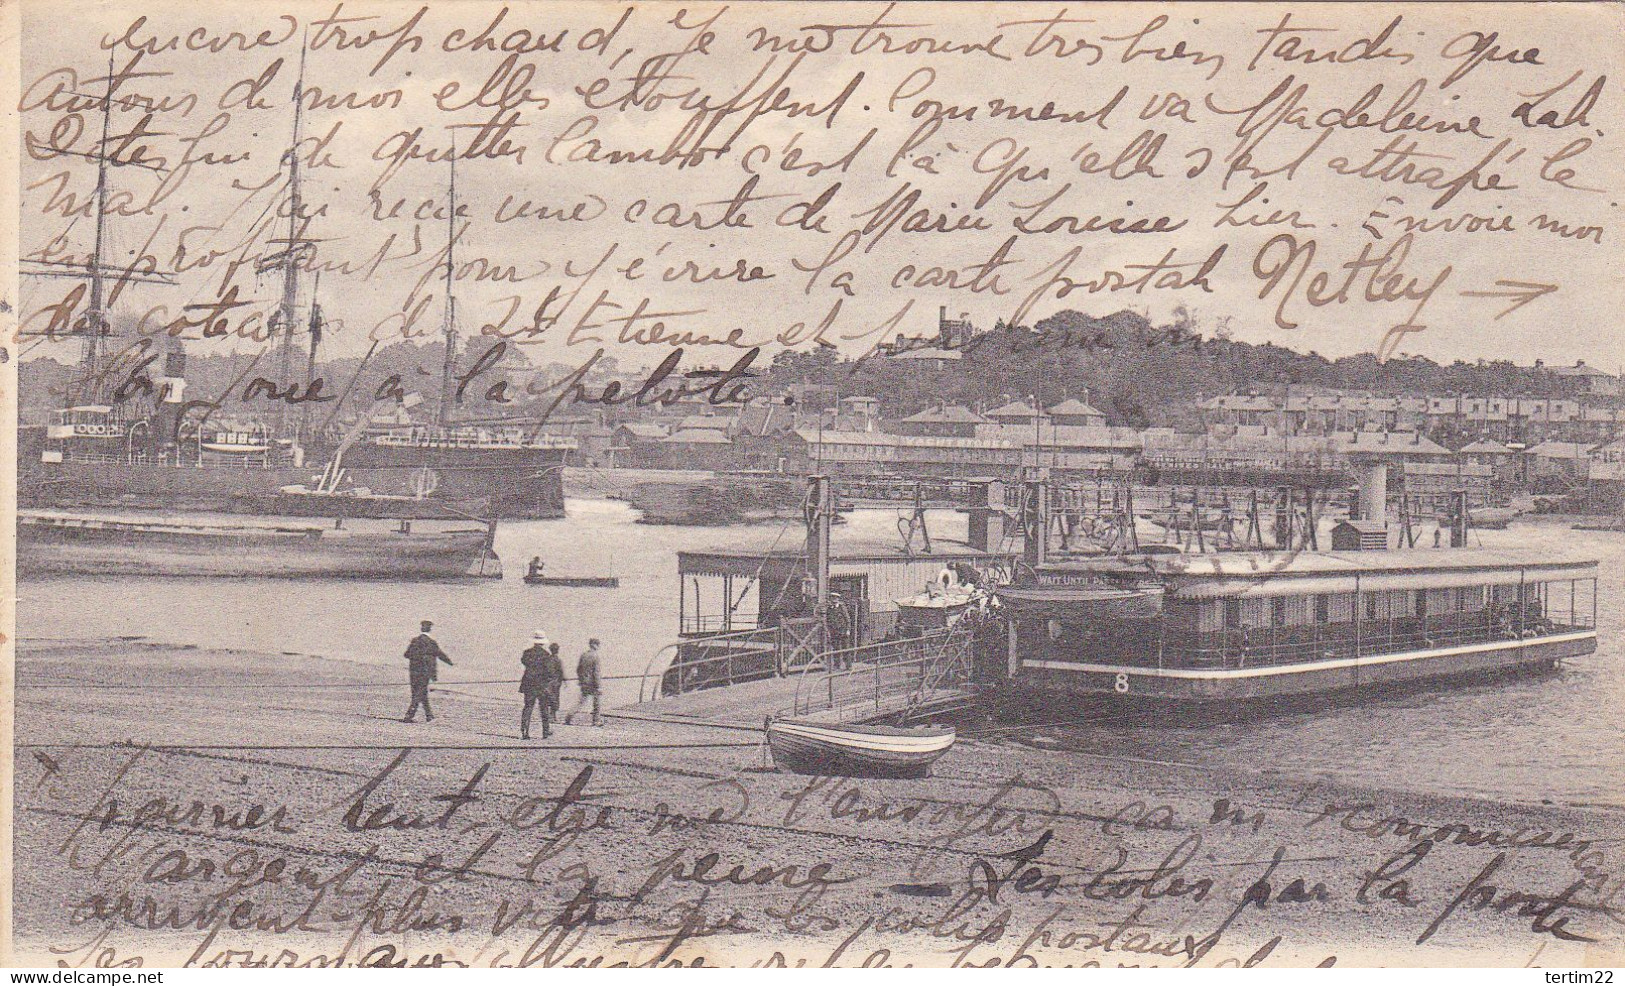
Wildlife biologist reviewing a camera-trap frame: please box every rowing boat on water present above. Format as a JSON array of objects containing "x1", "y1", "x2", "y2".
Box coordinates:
[
  {"x1": 522, "y1": 574, "x2": 620, "y2": 588},
  {"x1": 766, "y1": 719, "x2": 956, "y2": 778}
]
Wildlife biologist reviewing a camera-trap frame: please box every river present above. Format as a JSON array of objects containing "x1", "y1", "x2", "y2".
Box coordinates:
[{"x1": 18, "y1": 498, "x2": 1625, "y2": 808}]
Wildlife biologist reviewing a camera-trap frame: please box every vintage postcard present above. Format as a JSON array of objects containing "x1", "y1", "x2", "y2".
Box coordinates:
[{"x1": 3, "y1": 0, "x2": 1623, "y2": 969}]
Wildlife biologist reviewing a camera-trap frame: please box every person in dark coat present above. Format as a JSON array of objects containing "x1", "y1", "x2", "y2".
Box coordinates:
[
  {"x1": 519, "y1": 632, "x2": 553, "y2": 739},
  {"x1": 542, "y1": 642, "x2": 566, "y2": 723},
  {"x1": 404, "y1": 620, "x2": 453, "y2": 722}
]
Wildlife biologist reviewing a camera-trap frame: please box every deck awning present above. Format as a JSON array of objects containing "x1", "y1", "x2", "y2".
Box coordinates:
[
  {"x1": 678, "y1": 551, "x2": 805, "y2": 579},
  {"x1": 678, "y1": 548, "x2": 1015, "y2": 579}
]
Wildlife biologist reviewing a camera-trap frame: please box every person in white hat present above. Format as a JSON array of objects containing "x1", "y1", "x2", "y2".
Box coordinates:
[{"x1": 519, "y1": 631, "x2": 552, "y2": 739}]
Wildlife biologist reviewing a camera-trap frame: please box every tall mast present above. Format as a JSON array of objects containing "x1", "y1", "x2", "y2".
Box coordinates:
[
  {"x1": 437, "y1": 141, "x2": 458, "y2": 428},
  {"x1": 299, "y1": 271, "x2": 323, "y2": 443},
  {"x1": 275, "y1": 35, "x2": 308, "y2": 438},
  {"x1": 80, "y1": 51, "x2": 116, "y2": 406}
]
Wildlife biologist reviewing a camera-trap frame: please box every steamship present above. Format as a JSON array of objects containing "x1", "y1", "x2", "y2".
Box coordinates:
[
  {"x1": 18, "y1": 55, "x2": 573, "y2": 521},
  {"x1": 20, "y1": 401, "x2": 575, "y2": 520}
]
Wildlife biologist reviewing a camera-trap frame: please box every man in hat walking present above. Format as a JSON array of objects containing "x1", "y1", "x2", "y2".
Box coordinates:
[
  {"x1": 519, "y1": 631, "x2": 555, "y2": 739},
  {"x1": 404, "y1": 620, "x2": 453, "y2": 722}
]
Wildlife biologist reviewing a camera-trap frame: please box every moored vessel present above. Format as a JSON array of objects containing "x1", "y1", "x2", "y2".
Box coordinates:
[
  {"x1": 999, "y1": 547, "x2": 1597, "y2": 707},
  {"x1": 17, "y1": 511, "x2": 501, "y2": 580},
  {"x1": 523, "y1": 574, "x2": 620, "y2": 588},
  {"x1": 16, "y1": 57, "x2": 573, "y2": 521},
  {"x1": 21, "y1": 416, "x2": 573, "y2": 520}
]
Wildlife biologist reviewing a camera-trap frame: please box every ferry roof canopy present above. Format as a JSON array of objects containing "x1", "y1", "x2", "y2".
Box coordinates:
[
  {"x1": 1039, "y1": 548, "x2": 1597, "y2": 598},
  {"x1": 679, "y1": 545, "x2": 1012, "y2": 578}
]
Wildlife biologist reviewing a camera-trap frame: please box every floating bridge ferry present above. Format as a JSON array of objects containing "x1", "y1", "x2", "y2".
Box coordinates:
[{"x1": 998, "y1": 548, "x2": 1598, "y2": 706}]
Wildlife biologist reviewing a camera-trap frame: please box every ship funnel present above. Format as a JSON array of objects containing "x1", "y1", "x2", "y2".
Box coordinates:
[{"x1": 1357, "y1": 462, "x2": 1388, "y2": 526}]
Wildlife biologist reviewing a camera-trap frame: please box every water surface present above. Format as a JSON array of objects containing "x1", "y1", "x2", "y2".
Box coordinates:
[{"x1": 19, "y1": 500, "x2": 1623, "y2": 806}]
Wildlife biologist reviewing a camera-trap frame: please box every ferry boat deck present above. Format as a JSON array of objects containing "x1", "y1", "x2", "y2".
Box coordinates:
[{"x1": 1001, "y1": 547, "x2": 1598, "y2": 704}]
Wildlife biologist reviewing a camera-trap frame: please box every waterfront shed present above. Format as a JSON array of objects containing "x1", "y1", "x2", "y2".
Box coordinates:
[{"x1": 1331, "y1": 519, "x2": 1389, "y2": 551}]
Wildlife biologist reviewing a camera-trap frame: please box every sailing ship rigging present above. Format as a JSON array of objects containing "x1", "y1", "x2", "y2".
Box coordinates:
[
  {"x1": 438, "y1": 140, "x2": 459, "y2": 429},
  {"x1": 18, "y1": 43, "x2": 572, "y2": 519}
]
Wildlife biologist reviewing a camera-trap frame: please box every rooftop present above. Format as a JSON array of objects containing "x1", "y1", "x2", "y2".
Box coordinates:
[
  {"x1": 1526, "y1": 440, "x2": 1592, "y2": 458},
  {"x1": 661, "y1": 429, "x2": 734, "y2": 445},
  {"x1": 615, "y1": 422, "x2": 669, "y2": 439},
  {"x1": 900, "y1": 405, "x2": 987, "y2": 424},
  {"x1": 985, "y1": 400, "x2": 1043, "y2": 419},
  {"x1": 1047, "y1": 398, "x2": 1106, "y2": 417},
  {"x1": 676, "y1": 414, "x2": 733, "y2": 431},
  {"x1": 1549, "y1": 361, "x2": 1616, "y2": 378}
]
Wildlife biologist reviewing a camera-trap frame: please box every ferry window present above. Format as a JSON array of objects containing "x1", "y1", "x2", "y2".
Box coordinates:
[
  {"x1": 1365, "y1": 593, "x2": 1378, "y2": 620},
  {"x1": 1225, "y1": 599, "x2": 1241, "y2": 627},
  {"x1": 1271, "y1": 597, "x2": 1286, "y2": 627},
  {"x1": 1314, "y1": 594, "x2": 1330, "y2": 624},
  {"x1": 1414, "y1": 592, "x2": 1427, "y2": 618}
]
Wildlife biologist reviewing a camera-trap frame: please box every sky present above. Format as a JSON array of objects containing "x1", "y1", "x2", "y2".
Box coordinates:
[{"x1": 13, "y1": 1, "x2": 1625, "y2": 377}]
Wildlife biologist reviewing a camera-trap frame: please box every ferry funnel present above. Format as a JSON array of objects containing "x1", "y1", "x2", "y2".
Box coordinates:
[{"x1": 1357, "y1": 462, "x2": 1388, "y2": 526}]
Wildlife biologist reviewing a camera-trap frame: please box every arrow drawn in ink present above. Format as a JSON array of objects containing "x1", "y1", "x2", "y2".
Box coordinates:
[{"x1": 1460, "y1": 280, "x2": 1559, "y2": 319}]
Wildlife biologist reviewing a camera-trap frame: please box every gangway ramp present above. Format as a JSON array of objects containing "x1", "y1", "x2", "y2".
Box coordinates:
[{"x1": 627, "y1": 625, "x2": 979, "y2": 727}]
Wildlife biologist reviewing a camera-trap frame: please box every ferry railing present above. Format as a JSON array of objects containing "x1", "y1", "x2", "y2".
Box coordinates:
[
  {"x1": 636, "y1": 627, "x2": 784, "y2": 703},
  {"x1": 60, "y1": 449, "x2": 297, "y2": 470},
  {"x1": 787, "y1": 627, "x2": 972, "y2": 721},
  {"x1": 679, "y1": 614, "x2": 761, "y2": 635},
  {"x1": 913, "y1": 622, "x2": 977, "y2": 703}
]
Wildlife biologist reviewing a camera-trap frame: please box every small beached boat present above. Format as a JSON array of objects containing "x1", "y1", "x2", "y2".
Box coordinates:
[
  {"x1": 522, "y1": 574, "x2": 620, "y2": 588},
  {"x1": 766, "y1": 719, "x2": 956, "y2": 778}
]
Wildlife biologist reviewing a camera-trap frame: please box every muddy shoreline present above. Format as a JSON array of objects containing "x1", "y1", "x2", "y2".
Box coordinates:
[{"x1": 12, "y1": 639, "x2": 1625, "y2": 967}]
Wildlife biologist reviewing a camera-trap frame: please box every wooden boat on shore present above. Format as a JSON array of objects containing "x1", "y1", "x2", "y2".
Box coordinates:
[
  {"x1": 17, "y1": 511, "x2": 501, "y2": 580},
  {"x1": 766, "y1": 719, "x2": 956, "y2": 778},
  {"x1": 523, "y1": 574, "x2": 620, "y2": 588}
]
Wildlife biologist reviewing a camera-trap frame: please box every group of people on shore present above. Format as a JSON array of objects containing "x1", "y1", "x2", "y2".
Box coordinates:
[
  {"x1": 402, "y1": 621, "x2": 603, "y2": 739},
  {"x1": 518, "y1": 630, "x2": 603, "y2": 738}
]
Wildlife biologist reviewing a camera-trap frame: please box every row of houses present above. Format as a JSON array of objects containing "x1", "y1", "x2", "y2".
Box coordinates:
[
  {"x1": 1203, "y1": 368, "x2": 1625, "y2": 444},
  {"x1": 543, "y1": 390, "x2": 1625, "y2": 502}
]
